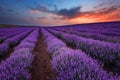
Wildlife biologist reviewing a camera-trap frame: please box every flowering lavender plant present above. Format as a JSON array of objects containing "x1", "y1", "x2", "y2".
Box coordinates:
[
  {"x1": 0, "y1": 28, "x2": 39, "y2": 80},
  {"x1": 52, "y1": 49, "x2": 119, "y2": 80},
  {"x1": 0, "y1": 43, "x2": 9, "y2": 57},
  {"x1": 48, "y1": 29, "x2": 120, "y2": 71}
]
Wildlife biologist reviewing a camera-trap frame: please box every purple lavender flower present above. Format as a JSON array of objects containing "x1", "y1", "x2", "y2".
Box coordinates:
[
  {"x1": 0, "y1": 43, "x2": 9, "y2": 57},
  {"x1": 42, "y1": 28, "x2": 120, "y2": 80},
  {"x1": 14, "y1": 41, "x2": 35, "y2": 50},
  {"x1": 52, "y1": 49, "x2": 118, "y2": 80},
  {"x1": 0, "y1": 28, "x2": 39, "y2": 80},
  {"x1": 0, "y1": 51, "x2": 34, "y2": 80},
  {"x1": 5, "y1": 30, "x2": 32, "y2": 47},
  {"x1": 41, "y1": 28, "x2": 66, "y2": 55},
  {"x1": 48, "y1": 29, "x2": 120, "y2": 71}
]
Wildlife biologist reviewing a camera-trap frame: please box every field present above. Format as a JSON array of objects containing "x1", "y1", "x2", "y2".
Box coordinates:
[{"x1": 0, "y1": 21, "x2": 120, "y2": 80}]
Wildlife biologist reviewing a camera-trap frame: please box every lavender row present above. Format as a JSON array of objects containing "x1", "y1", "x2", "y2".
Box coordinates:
[
  {"x1": 0, "y1": 29, "x2": 33, "y2": 57},
  {"x1": 15, "y1": 28, "x2": 39, "y2": 50},
  {"x1": 41, "y1": 28, "x2": 66, "y2": 55},
  {"x1": 77, "y1": 29, "x2": 120, "y2": 36},
  {"x1": 52, "y1": 48, "x2": 120, "y2": 80},
  {"x1": 47, "y1": 29, "x2": 120, "y2": 72},
  {"x1": 70, "y1": 28, "x2": 120, "y2": 36},
  {"x1": 0, "y1": 28, "x2": 39, "y2": 80},
  {"x1": 5, "y1": 29, "x2": 33, "y2": 47},
  {"x1": 54, "y1": 27, "x2": 120, "y2": 36},
  {"x1": 53, "y1": 28, "x2": 120, "y2": 43},
  {"x1": 73, "y1": 31, "x2": 120, "y2": 43},
  {"x1": 0, "y1": 28, "x2": 33, "y2": 37},
  {"x1": 0, "y1": 29, "x2": 31, "y2": 43},
  {"x1": 53, "y1": 25, "x2": 120, "y2": 36},
  {"x1": 41, "y1": 28, "x2": 119, "y2": 80}
]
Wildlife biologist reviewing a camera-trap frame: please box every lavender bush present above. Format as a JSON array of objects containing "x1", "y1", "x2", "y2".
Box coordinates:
[
  {"x1": 15, "y1": 28, "x2": 39, "y2": 50},
  {"x1": 0, "y1": 37, "x2": 6, "y2": 43},
  {"x1": 0, "y1": 43, "x2": 9, "y2": 57},
  {"x1": 5, "y1": 30, "x2": 32, "y2": 47},
  {"x1": 42, "y1": 28, "x2": 120, "y2": 80},
  {"x1": 0, "y1": 28, "x2": 33, "y2": 43},
  {"x1": 41, "y1": 28, "x2": 66, "y2": 55},
  {"x1": 23, "y1": 28, "x2": 39, "y2": 44},
  {"x1": 54, "y1": 28, "x2": 120, "y2": 43},
  {"x1": 0, "y1": 29, "x2": 33, "y2": 57},
  {"x1": 0, "y1": 28, "x2": 39, "y2": 80},
  {"x1": 52, "y1": 49, "x2": 119, "y2": 80},
  {"x1": 48, "y1": 29, "x2": 120, "y2": 72},
  {"x1": 0, "y1": 50, "x2": 34, "y2": 80},
  {"x1": 52, "y1": 22, "x2": 120, "y2": 36}
]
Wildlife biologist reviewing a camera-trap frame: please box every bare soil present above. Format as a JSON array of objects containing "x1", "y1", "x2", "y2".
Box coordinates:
[{"x1": 32, "y1": 32, "x2": 54, "y2": 80}]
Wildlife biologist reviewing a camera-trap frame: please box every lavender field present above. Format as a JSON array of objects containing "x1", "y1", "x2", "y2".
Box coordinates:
[{"x1": 0, "y1": 21, "x2": 120, "y2": 80}]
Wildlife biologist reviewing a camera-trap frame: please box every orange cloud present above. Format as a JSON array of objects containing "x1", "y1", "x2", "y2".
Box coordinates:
[
  {"x1": 97, "y1": 7, "x2": 120, "y2": 22},
  {"x1": 67, "y1": 7, "x2": 120, "y2": 24},
  {"x1": 68, "y1": 17, "x2": 96, "y2": 24}
]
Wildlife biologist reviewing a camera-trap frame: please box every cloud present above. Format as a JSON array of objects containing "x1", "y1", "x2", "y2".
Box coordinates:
[
  {"x1": 96, "y1": 6, "x2": 118, "y2": 14},
  {"x1": 97, "y1": 7, "x2": 120, "y2": 22},
  {"x1": 0, "y1": 5, "x2": 14, "y2": 13},
  {"x1": 30, "y1": 4, "x2": 51, "y2": 13},
  {"x1": 7, "y1": 9, "x2": 14, "y2": 12},
  {"x1": 30, "y1": 4, "x2": 82, "y2": 19},
  {"x1": 94, "y1": 3, "x2": 105, "y2": 9},
  {"x1": 67, "y1": 6, "x2": 120, "y2": 24},
  {"x1": 57, "y1": 6, "x2": 81, "y2": 19},
  {"x1": 54, "y1": 4, "x2": 57, "y2": 12},
  {"x1": 109, "y1": 2, "x2": 115, "y2": 5},
  {"x1": 30, "y1": 3, "x2": 119, "y2": 20},
  {"x1": 29, "y1": 4, "x2": 120, "y2": 26},
  {"x1": 0, "y1": 14, "x2": 34, "y2": 25},
  {"x1": 34, "y1": 18, "x2": 71, "y2": 26}
]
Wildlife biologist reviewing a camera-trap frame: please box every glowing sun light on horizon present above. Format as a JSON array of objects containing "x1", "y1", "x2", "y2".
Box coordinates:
[{"x1": 68, "y1": 17, "x2": 97, "y2": 24}]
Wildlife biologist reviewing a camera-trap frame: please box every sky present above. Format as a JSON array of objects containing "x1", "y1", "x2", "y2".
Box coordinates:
[{"x1": 0, "y1": 0, "x2": 120, "y2": 26}]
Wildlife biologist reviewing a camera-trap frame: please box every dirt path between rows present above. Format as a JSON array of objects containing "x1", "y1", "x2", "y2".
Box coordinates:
[{"x1": 32, "y1": 32, "x2": 54, "y2": 80}]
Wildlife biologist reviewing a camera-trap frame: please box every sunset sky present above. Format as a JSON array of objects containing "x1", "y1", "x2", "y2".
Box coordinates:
[{"x1": 0, "y1": 0, "x2": 120, "y2": 26}]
